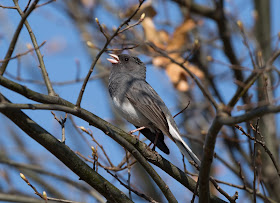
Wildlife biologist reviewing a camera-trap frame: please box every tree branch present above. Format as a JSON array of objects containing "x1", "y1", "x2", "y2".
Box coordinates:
[{"x1": 198, "y1": 116, "x2": 223, "y2": 203}]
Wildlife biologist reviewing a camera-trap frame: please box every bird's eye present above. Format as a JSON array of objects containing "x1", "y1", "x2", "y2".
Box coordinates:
[{"x1": 124, "y1": 58, "x2": 129, "y2": 61}]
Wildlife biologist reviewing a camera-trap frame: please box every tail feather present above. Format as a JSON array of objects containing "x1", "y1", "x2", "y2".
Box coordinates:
[
  {"x1": 175, "y1": 138, "x2": 201, "y2": 166},
  {"x1": 167, "y1": 119, "x2": 201, "y2": 166}
]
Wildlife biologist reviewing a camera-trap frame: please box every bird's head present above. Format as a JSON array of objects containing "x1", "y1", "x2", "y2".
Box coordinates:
[{"x1": 107, "y1": 54, "x2": 146, "y2": 79}]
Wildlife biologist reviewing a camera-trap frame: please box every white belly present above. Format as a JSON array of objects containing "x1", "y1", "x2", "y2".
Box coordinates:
[{"x1": 112, "y1": 96, "x2": 150, "y2": 127}]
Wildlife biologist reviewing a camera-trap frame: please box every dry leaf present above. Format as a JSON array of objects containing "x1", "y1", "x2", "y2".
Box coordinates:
[
  {"x1": 152, "y1": 56, "x2": 170, "y2": 67},
  {"x1": 166, "y1": 63, "x2": 189, "y2": 91},
  {"x1": 142, "y1": 18, "x2": 158, "y2": 43},
  {"x1": 163, "y1": 58, "x2": 204, "y2": 92},
  {"x1": 167, "y1": 19, "x2": 196, "y2": 51},
  {"x1": 183, "y1": 62, "x2": 204, "y2": 79}
]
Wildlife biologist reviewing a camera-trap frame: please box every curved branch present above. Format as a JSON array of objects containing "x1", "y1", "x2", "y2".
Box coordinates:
[
  {"x1": 220, "y1": 105, "x2": 280, "y2": 125},
  {"x1": 198, "y1": 116, "x2": 223, "y2": 203}
]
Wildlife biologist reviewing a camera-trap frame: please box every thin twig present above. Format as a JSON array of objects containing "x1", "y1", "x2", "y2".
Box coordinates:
[
  {"x1": 0, "y1": 4, "x2": 17, "y2": 9},
  {"x1": 5, "y1": 71, "x2": 109, "y2": 86},
  {"x1": 36, "y1": 0, "x2": 56, "y2": 8},
  {"x1": 51, "y1": 111, "x2": 67, "y2": 143},
  {"x1": 23, "y1": 0, "x2": 32, "y2": 12},
  {"x1": 118, "y1": 13, "x2": 145, "y2": 34},
  {"x1": 209, "y1": 177, "x2": 238, "y2": 203},
  {"x1": 126, "y1": 150, "x2": 132, "y2": 200},
  {"x1": 235, "y1": 124, "x2": 280, "y2": 177},
  {"x1": 20, "y1": 173, "x2": 80, "y2": 203},
  {"x1": 105, "y1": 169, "x2": 159, "y2": 203},
  {"x1": 78, "y1": 126, "x2": 115, "y2": 168},
  {"x1": 0, "y1": 158, "x2": 103, "y2": 201},
  {"x1": 191, "y1": 177, "x2": 199, "y2": 203},
  {"x1": 173, "y1": 101, "x2": 190, "y2": 118},
  {"x1": 215, "y1": 177, "x2": 275, "y2": 202},
  {"x1": 252, "y1": 120, "x2": 258, "y2": 203},
  {"x1": 267, "y1": 49, "x2": 280, "y2": 66},
  {"x1": 237, "y1": 21, "x2": 258, "y2": 70},
  {"x1": 105, "y1": 44, "x2": 140, "y2": 51},
  {"x1": 238, "y1": 162, "x2": 247, "y2": 190}
]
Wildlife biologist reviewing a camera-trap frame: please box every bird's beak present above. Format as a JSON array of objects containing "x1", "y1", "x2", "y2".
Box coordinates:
[{"x1": 107, "y1": 54, "x2": 119, "y2": 64}]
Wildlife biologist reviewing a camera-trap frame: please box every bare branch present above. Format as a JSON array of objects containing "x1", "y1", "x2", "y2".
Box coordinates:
[{"x1": 0, "y1": 41, "x2": 46, "y2": 63}]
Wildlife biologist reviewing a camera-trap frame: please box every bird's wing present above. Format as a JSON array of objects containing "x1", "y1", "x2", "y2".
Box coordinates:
[{"x1": 126, "y1": 80, "x2": 173, "y2": 140}]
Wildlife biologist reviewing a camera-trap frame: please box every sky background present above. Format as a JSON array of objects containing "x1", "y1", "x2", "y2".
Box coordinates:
[{"x1": 1, "y1": 0, "x2": 280, "y2": 202}]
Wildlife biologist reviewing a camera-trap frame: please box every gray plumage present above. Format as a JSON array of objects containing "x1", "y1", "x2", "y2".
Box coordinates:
[{"x1": 107, "y1": 54, "x2": 200, "y2": 166}]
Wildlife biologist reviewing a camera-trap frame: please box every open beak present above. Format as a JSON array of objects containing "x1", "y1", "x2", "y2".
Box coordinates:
[{"x1": 107, "y1": 54, "x2": 119, "y2": 64}]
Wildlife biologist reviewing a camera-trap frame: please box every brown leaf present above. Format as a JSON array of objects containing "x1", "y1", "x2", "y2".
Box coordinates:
[
  {"x1": 138, "y1": 11, "x2": 202, "y2": 92},
  {"x1": 164, "y1": 58, "x2": 204, "y2": 92},
  {"x1": 167, "y1": 19, "x2": 196, "y2": 51},
  {"x1": 142, "y1": 18, "x2": 158, "y2": 43},
  {"x1": 184, "y1": 62, "x2": 204, "y2": 79},
  {"x1": 166, "y1": 63, "x2": 189, "y2": 91},
  {"x1": 152, "y1": 56, "x2": 170, "y2": 67}
]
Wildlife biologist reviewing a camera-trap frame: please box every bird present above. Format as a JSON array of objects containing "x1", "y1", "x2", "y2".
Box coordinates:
[{"x1": 107, "y1": 53, "x2": 201, "y2": 166}]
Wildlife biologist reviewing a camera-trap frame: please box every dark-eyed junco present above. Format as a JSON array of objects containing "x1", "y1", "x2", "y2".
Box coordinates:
[{"x1": 107, "y1": 54, "x2": 200, "y2": 166}]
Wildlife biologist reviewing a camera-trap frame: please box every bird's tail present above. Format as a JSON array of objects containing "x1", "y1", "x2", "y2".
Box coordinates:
[
  {"x1": 167, "y1": 119, "x2": 201, "y2": 167},
  {"x1": 174, "y1": 136, "x2": 201, "y2": 167}
]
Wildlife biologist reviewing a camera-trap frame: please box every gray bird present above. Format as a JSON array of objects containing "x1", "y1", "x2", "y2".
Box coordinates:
[{"x1": 107, "y1": 54, "x2": 201, "y2": 166}]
